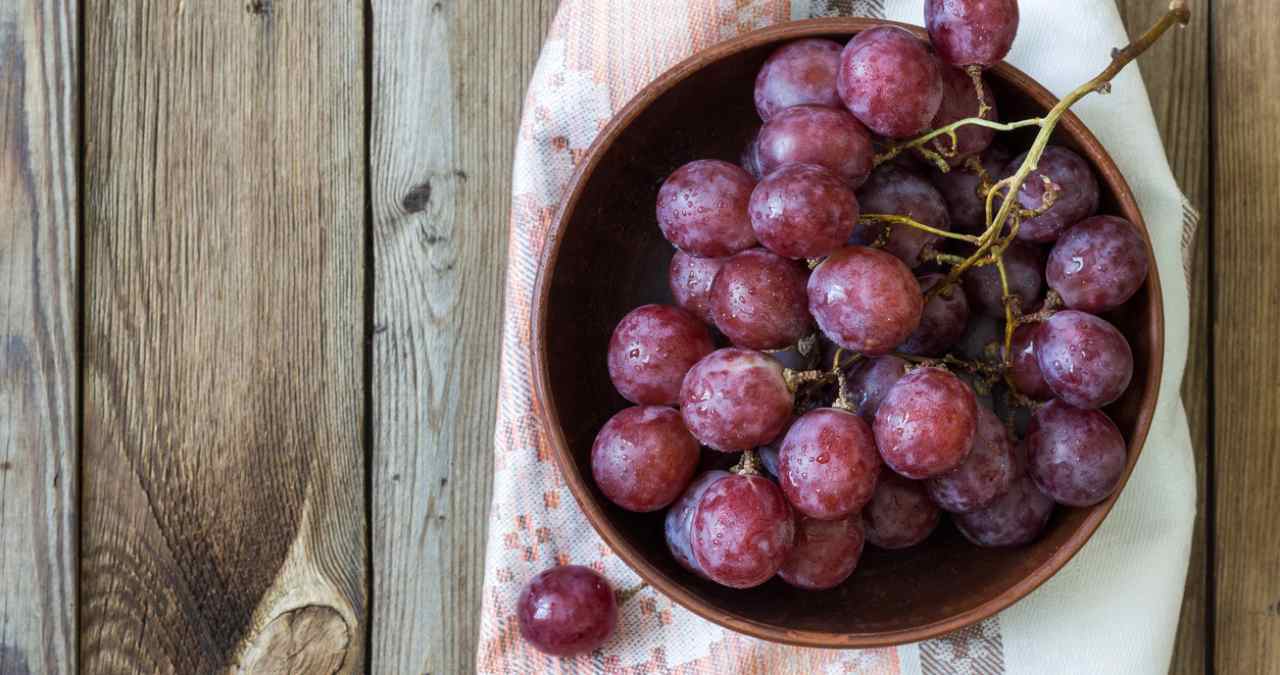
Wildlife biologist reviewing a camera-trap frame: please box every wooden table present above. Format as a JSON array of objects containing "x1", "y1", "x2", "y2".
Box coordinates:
[{"x1": 0, "y1": 1, "x2": 1267, "y2": 673}]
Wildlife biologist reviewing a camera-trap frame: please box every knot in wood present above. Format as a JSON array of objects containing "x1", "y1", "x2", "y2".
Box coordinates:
[{"x1": 237, "y1": 605, "x2": 349, "y2": 675}]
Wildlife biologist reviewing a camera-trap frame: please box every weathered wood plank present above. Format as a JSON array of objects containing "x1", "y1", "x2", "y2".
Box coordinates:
[
  {"x1": 1114, "y1": 1, "x2": 1212, "y2": 671},
  {"x1": 80, "y1": 2, "x2": 366, "y2": 672},
  {"x1": 0, "y1": 0, "x2": 79, "y2": 672},
  {"x1": 368, "y1": 0, "x2": 557, "y2": 672},
  {"x1": 1213, "y1": 0, "x2": 1280, "y2": 672}
]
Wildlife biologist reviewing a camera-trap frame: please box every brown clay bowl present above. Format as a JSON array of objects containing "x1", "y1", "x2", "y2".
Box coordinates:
[{"x1": 531, "y1": 17, "x2": 1164, "y2": 648}]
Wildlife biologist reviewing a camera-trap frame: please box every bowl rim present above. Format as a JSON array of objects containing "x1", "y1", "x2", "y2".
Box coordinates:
[{"x1": 529, "y1": 16, "x2": 1165, "y2": 648}]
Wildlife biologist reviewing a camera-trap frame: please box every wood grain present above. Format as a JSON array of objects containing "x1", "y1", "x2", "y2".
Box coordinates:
[
  {"x1": 368, "y1": 1, "x2": 558, "y2": 672},
  {"x1": 0, "y1": 0, "x2": 79, "y2": 673},
  {"x1": 79, "y1": 2, "x2": 366, "y2": 672},
  {"x1": 1114, "y1": 1, "x2": 1212, "y2": 672},
  {"x1": 1212, "y1": 0, "x2": 1280, "y2": 672}
]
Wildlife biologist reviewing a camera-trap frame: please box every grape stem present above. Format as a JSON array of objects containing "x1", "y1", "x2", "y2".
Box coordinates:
[
  {"x1": 730, "y1": 449, "x2": 762, "y2": 476},
  {"x1": 859, "y1": 213, "x2": 980, "y2": 243},
  {"x1": 782, "y1": 368, "x2": 832, "y2": 392},
  {"x1": 870, "y1": 4, "x2": 1188, "y2": 405}
]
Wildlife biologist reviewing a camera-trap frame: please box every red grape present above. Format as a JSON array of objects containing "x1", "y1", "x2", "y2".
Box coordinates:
[
  {"x1": 933, "y1": 145, "x2": 1012, "y2": 233},
  {"x1": 1027, "y1": 400, "x2": 1127, "y2": 507},
  {"x1": 925, "y1": 0, "x2": 1020, "y2": 67},
  {"x1": 963, "y1": 239, "x2": 1044, "y2": 318},
  {"x1": 692, "y1": 473, "x2": 796, "y2": 588},
  {"x1": 1046, "y1": 215, "x2": 1150, "y2": 313},
  {"x1": 664, "y1": 470, "x2": 731, "y2": 575},
  {"x1": 710, "y1": 248, "x2": 812, "y2": 350},
  {"x1": 1005, "y1": 146, "x2": 1100, "y2": 243},
  {"x1": 926, "y1": 65, "x2": 998, "y2": 165},
  {"x1": 680, "y1": 348, "x2": 793, "y2": 451},
  {"x1": 608, "y1": 304, "x2": 715, "y2": 405},
  {"x1": 754, "y1": 38, "x2": 844, "y2": 121},
  {"x1": 900, "y1": 273, "x2": 969, "y2": 356},
  {"x1": 850, "y1": 164, "x2": 952, "y2": 268},
  {"x1": 778, "y1": 408, "x2": 882, "y2": 520},
  {"x1": 779, "y1": 515, "x2": 866, "y2": 590},
  {"x1": 591, "y1": 406, "x2": 700, "y2": 512},
  {"x1": 954, "y1": 476, "x2": 1054, "y2": 547},
  {"x1": 1006, "y1": 321, "x2": 1054, "y2": 400},
  {"x1": 925, "y1": 405, "x2": 1016, "y2": 513},
  {"x1": 750, "y1": 163, "x2": 859, "y2": 259},
  {"x1": 808, "y1": 246, "x2": 923, "y2": 355},
  {"x1": 1036, "y1": 310, "x2": 1133, "y2": 409},
  {"x1": 668, "y1": 250, "x2": 726, "y2": 325},
  {"x1": 844, "y1": 355, "x2": 909, "y2": 422},
  {"x1": 863, "y1": 472, "x2": 941, "y2": 549},
  {"x1": 656, "y1": 159, "x2": 758, "y2": 257},
  {"x1": 874, "y1": 366, "x2": 978, "y2": 479},
  {"x1": 518, "y1": 565, "x2": 617, "y2": 656},
  {"x1": 755, "y1": 105, "x2": 875, "y2": 187},
  {"x1": 837, "y1": 26, "x2": 944, "y2": 138}
]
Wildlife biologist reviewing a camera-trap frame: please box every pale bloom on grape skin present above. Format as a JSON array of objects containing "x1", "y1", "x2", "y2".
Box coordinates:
[
  {"x1": 680, "y1": 348, "x2": 793, "y2": 452},
  {"x1": 754, "y1": 38, "x2": 844, "y2": 121},
  {"x1": 1036, "y1": 310, "x2": 1133, "y2": 410},
  {"x1": 873, "y1": 367, "x2": 978, "y2": 479},
  {"x1": 954, "y1": 476, "x2": 1055, "y2": 548},
  {"x1": 1027, "y1": 400, "x2": 1127, "y2": 507}
]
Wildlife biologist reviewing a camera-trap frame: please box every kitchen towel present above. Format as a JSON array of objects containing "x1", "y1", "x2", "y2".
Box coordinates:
[{"x1": 477, "y1": 1, "x2": 1198, "y2": 672}]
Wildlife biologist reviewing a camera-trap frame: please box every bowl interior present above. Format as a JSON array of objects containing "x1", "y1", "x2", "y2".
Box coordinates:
[{"x1": 537, "y1": 20, "x2": 1162, "y2": 646}]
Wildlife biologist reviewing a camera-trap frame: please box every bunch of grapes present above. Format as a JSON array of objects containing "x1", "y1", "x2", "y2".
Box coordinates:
[{"x1": 518, "y1": 0, "x2": 1191, "y2": 655}]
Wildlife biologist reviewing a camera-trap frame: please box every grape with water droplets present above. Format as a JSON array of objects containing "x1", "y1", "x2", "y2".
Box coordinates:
[
  {"x1": 1027, "y1": 400, "x2": 1127, "y2": 507},
  {"x1": 809, "y1": 246, "x2": 923, "y2": 355},
  {"x1": 518, "y1": 565, "x2": 618, "y2": 656},
  {"x1": 779, "y1": 515, "x2": 866, "y2": 590},
  {"x1": 657, "y1": 159, "x2": 758, "y2": 257},
  {"x1": 692, "y1": 472, "x2": 796, "y2": 588},
  {"x1": 754, "y1": 38, "x2": 844, "y2": 121},
  {"x1": 1046, "y1": 215, "x2": 1150, "y2": 313},
  {"x1": 850, "y1": 164, "x2": 952, "y2": 268},
  {"x1": 925, "y1": 0, "x2": 1020, "y2": 67},
  {"x1": 710, "y1": 248, "x2": 812, "y2": 350},
  {"x1": 1005, "y1": 146, "x2": 1100, "y2": 243},
  {"x1": 750, "y1": 163, "x2": 859, "y2": 259},
  {"x1": 778, "y1": 407, "x2": 882, "y2": 520},
  {"x1": 755, "y1": 105, "x2": 875, "y2": 187},
  {"x1": 874, "y1": 366, "x2": 978, "y2": 479},
  {"x1": 680, "y1": 348, "x2": 793, "y2": 452},
  {"x1": 668, "y1": 250, "x2": 726, "y2": 325},
  {"x1": 591, "y1": 406, "x2": 700, "y2": 513},
  {"x1": 863, "y1": 472, "x2": 941, "y2": 549},
  {"x1": 837, "y1": 26, "x2": 944, "y2": 138},
  {"x1": 608, "y1": 304, "x2": 715, "y2": 405},
  {"x1": 1036, "y1": 310, "x2": 1133, "y2": 410},
  {"x1": 926, "y1": 405, "x2": 1016, "y2": 513}
]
